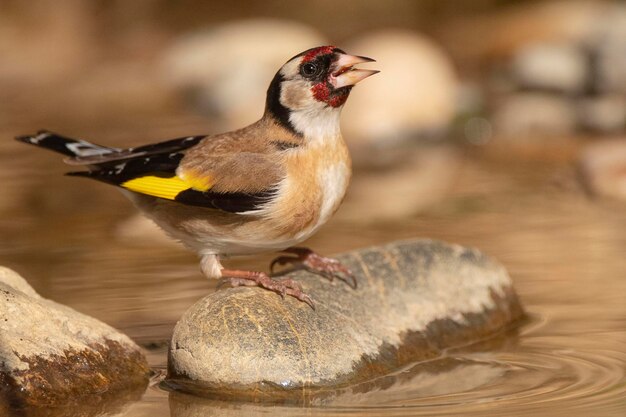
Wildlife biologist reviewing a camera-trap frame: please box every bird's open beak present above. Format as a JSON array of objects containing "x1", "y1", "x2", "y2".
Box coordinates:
[{"x1": 330, "y1": 54, "x2": 379, "y2": 88}]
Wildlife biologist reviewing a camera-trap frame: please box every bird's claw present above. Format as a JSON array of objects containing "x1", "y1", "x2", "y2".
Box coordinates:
[
  {"x1": 270, "y1": 247, "x2": 357, "y2": 289},
  {"x1": 221, "y1": 272, "x2": 315, "y2": 309}
]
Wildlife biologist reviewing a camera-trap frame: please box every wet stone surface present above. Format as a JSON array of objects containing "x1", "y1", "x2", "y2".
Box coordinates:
[
  {"x1": 0, "y1": 267, "x2": 150, "y2": 409},
  {"x1": 167, "y1": 239, "x2": 525, "y2": 402}
]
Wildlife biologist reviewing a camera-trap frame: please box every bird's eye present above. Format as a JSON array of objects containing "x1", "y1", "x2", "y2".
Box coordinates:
[{"x1": 300, "y1": 62, "x2": 319, "y2": 78}]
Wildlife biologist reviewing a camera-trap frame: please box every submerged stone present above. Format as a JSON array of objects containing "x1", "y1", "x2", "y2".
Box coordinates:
[
  {"x1": 167, "y1": 239, "x2": 524, "y2": 402},
  {"x1": 0, "y1": 267, "x2": 150, "y2": 408}
]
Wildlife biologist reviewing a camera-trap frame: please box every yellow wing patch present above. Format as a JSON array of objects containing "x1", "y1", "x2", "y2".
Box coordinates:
[{"x1": 122, "y1": 175, "x2": 209, "y2": 200}]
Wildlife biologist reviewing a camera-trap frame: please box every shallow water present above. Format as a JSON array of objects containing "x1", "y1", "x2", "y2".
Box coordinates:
[{"x1": 1, "y1": 121, "x2": 625, "y2": 415}]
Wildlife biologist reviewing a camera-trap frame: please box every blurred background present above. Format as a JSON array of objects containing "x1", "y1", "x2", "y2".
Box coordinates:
[{"x1": 0, "y1": 1, "x2": 625, "y2": 416}]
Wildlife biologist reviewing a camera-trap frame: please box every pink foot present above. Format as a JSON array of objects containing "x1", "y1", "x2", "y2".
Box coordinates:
[
  {"x1": 270, "y1": 247, "x2": 357, "y2": 289},
  {"x1": 220, "y1": 269, "x2": 315, "y2": 309}
]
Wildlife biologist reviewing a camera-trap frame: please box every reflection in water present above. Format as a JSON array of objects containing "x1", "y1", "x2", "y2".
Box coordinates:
[
  {"x1": 161, "y1": 330, "x2": 520, "y2": 407},
  {"x1": 160, "y1": 318, "x2": 624, "y2": 416},
  {"x1": 166, "y1": 357, "x2": 508, "y2": 416},
  {"x1": 166, "y1": 344, "x2": 625, "y2": 417},
  {"x1": 6, "y1": 380, "x2": 147, "y2": 417}
]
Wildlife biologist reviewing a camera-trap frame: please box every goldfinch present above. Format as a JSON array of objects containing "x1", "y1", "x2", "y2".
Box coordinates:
[{"x1": 16, "y1": 46, "x2": 378, "y2": 308}]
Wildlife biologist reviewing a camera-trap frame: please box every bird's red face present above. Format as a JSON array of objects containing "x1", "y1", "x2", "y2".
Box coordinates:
[
  {"x1": 265, "y1": 46, "x2": 378, "y2": 136},
  {"x1": 297, "y1": 46, "x2": 378, "y2": 108}
]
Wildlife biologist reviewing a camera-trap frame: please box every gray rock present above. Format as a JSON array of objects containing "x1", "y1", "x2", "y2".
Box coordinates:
[
  {"x1": 0, "y1": 267, "x2": 149, "y2": 407},
  {"x1": 511, "y1": 43, "x2": 587, "y2": 93},
  {"x1": 596, "y1": 41, "x2": 626, "y2": 95},
  {"x1": 341, "y1": 30, "x2": 459, "y2": 151},
  {"x1": 492, "y1": 93, "x2": 578, "y2": 138},
  {"x1": 167, "y1": 239, "x2": 524, "y2": 402},
  {"x1": 161, "y1": 19, "x2": 326, "y2": 131},
  {"x1": 577, "y1": 95, "x2": 626, "y2": 133},
  {"x1": 0, "y1": 266, "x2": 40, "y2": 298},
  {"x1": 593, "y1": 4, "x2": 626, "y2": 95}
]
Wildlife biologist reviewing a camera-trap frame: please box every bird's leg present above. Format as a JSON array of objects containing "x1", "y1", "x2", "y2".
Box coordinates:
[
  {"x1": 201, "y1": 252, "x2": 314, "y2": 308},
  {"x1": 270, "y1": 247, "x2": 357, "y2": 289},
  {"x1": 219, "y1": 269, "x2": 315, "y2": 309}
]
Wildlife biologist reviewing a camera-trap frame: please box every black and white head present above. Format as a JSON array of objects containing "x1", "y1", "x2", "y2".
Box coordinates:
[{"x1": 265, "y1": 46, "x2": 378, "y2": 138}]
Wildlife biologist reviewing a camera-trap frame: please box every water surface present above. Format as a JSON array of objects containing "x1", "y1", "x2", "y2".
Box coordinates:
[{"x1": 1, "y1": 120, "x2": 624, "y2": 416}]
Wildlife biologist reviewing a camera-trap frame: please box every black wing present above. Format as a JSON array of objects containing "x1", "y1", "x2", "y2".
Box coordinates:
[
  {"x1": 17, "y1": 130, "x2": 273, "y2": 213},
  {"x1": 16, "y1": 130, "x2": 206, "y2": 165}
]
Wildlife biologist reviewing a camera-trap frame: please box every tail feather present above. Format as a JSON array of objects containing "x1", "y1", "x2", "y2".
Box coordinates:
[{"x1": 15, "y1": 130, "x2": 118, "y2": 158}]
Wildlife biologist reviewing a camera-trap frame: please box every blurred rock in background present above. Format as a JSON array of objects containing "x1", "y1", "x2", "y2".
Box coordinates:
[
  {"x1": 439, "y1": 0, "x2": 611, "y2": 67},
  {"x1": 510, "y1": 43, "x2": 587, "y2": 94},
  {"x1": 592, "y1": 5, "x2": 626, "y2": 96},
  {"x1": 161, "y1": 19, "x2": 327, "y2": 132},
  {"x1": 336, "y1": 30, "x2": 460, "y2": 221},
  {"x1": 4, "y1": 0, "x2": 626, "y2": 233},
  {"x1": 341, "y1": 30, "x2": 459, "y2": 160},
  {"x1": 469, "y1": 1, "x2": 626, "y2": 139},
  {"x1": 491, "y1": 93, "x2": 578, "y2": 139},
  {"x1": 577, "y1": 95, "x2": 626, "y2": 134}
]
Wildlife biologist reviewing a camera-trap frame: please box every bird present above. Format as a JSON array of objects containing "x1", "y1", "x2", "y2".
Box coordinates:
[{"x1": 16, "y1": 46, "x2": 378, "y2": 308}]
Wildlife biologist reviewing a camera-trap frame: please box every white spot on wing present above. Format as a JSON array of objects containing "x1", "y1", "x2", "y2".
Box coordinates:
[
  {"x1": 66, "y1": 140, "x2": 111, "y2": 157},
  {"x1": 114, "y1": 163, "x2": 126, "y2": 174},
  {"x1": 30, "y1": 132, "x2": 51, "y2": 144}
]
